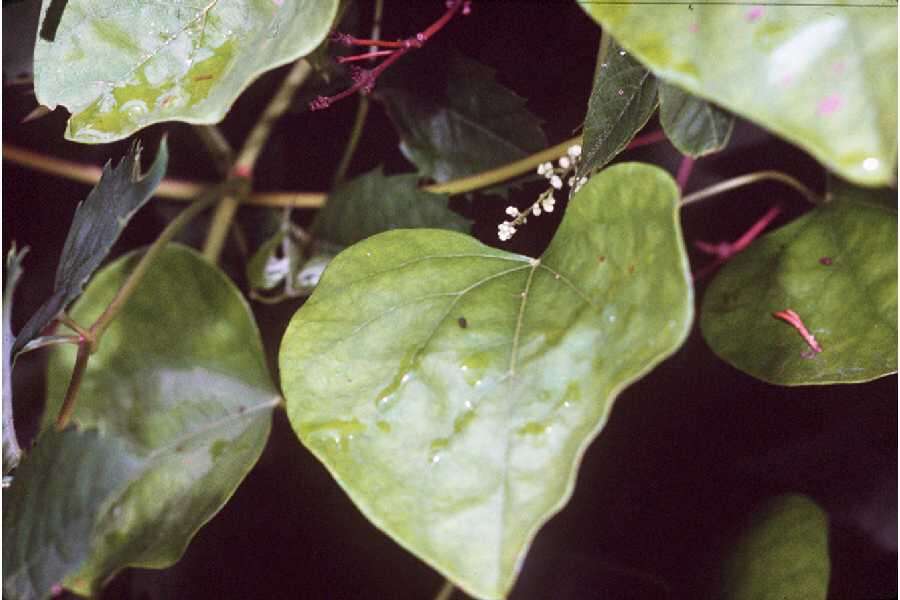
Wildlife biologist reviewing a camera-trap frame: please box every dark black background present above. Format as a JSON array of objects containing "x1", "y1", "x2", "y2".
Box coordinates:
[{"x1": 3, "y1": 1, "x2": 896, "y2": 598}]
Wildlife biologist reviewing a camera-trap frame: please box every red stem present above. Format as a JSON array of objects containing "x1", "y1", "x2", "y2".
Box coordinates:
[
  {"x1": 772, "y1": 309, "x2": 822, "y2": 353},
  {"x1": 337, "y1": 50, "x2": 395, "y2": 63},
  {"x1": 676, "y1": 156, "x2": 695, "y2": 191},
  {"x1": 626, "y1": 130, "x2": 667, "y2": 150}
]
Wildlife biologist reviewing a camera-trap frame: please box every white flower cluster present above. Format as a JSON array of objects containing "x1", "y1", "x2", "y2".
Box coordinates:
[{"x1": 497, "y1": 144, "x2": 588, "y2": 242}]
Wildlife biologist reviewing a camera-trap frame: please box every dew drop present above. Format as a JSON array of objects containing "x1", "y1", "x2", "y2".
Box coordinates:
[
  {"x1": 618, "y1": 50, "x2": 626, "y2": 56},
  {"x1": 862, "y1": 157, "x2": 880, "y2": 171},
  {"x1": 600, "y1": 62, "x2": 608, "y2": 68},
  {"x1": 617, "y1": 89, "x2": 624, "y2": 96}
]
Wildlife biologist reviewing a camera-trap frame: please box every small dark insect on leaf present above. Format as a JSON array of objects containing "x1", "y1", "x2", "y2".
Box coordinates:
[
  {"x1": 457, "y1": 317, "x2": 468, "y2": 329},
  {"x1": 194, "y1": 74, "x2": 214, "y2": 81}
]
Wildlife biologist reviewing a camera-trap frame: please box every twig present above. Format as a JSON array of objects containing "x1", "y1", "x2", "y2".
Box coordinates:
[
  {"x1": 681, "y1": 170, "x2": 822, "y2": 207},
  {"x1": 193, "y1": 125, "x2": 234, "y2": 176},
  {"x1": 202, "y1": 59, "x2": 314, "y2": 263},
  {"x1": 55, "y1": 342, "x2": 91, "y2": 429}
]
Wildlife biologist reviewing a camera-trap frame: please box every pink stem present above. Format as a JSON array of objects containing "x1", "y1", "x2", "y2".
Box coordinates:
[
  {"x1": 626, "y1": 130, "x2": 667, "y2": 150},
  {"x1": 692, "y1": 204, "x2": 782, "y2": 280},
  {"x1": 676, "y1": 156, "x2": 695, "y2": 191},
  {"x1": 337, "y1": 50, "x2": 396, "y2": 63}
]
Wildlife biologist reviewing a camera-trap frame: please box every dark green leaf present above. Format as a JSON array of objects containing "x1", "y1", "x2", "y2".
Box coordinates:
[
  {"x1": 579, "y1": 3, "x2": 897, "y2": 186},
  {"x1": 701, "y1": 183, "x2": 897, "y2": 385},
  {"x1": 280, "y1": 163, "x2": 693, "y2": 599},
  {"x1": 376, "y1": 50, "x2": 547, "y2": 183},
  {"x1": 3, "y1": 428, "x2": 143, "y2": 600},
  {"x1": 577, "y1": 41, "x2": 659, "y2": 178},
  {"x1": 34, "y1": 0, "x2": 339, "y2": 143},
  {"x1": 313, "y1": 166, "x2": 471, "y2": 248},
  {"x1": 39, "y1": 245, "x2": 278, "y2": 595},
  {"x1": 658, "y1": 81, "x2": 734, "y2": 157},
  {"x1": 721, "y1": 494, "x2": 830, "y2": 600},
  {"x1": 3, "y1": 244, "x2": 28, "y2": 477},
  {"x1": 11, "y1": 141, "x2": 168, "y2": 357}
]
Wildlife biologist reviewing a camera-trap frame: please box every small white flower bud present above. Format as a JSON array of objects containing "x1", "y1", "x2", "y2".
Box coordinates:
[
  {"x1": 542, "y1": 194, "x2": 555, "y2": 213},
  {"x1": 536, "y1": 163, "x2": 548, "y2": 176},
  {"x1": 558, "y1": 156, "x2": 571, "y2": 169},
  {"x1": 505, "y1": 205, "x2": 519, "y2": 217},
  {"x1": 567, "y1": 144, "x2": 582, "y2": 159},
  {"x1": 550, "y1": 175, "x2": 563, "y2": 190},
  {"x1": 532, "y1": 203, "x2": 542, "y2": 216}
]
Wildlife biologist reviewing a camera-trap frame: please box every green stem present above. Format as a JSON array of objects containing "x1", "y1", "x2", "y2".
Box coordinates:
[
  {"x1": 681, "y1": 170, "x2": 822, "y2": 207},
  {"x1": 591, "y1": 28, "x2": 613, "y2": 88},
  {"x1": 55, "y1": 342, "x2": 91, "y2": 430},
  {"x1": 332, "y1": 97, "x2": 370, "y2": 187},
  {"x1": 428, "y1": 135, "x2": 582, "y2": 196},
  {"x1": 194, "y1": 125, "x2": 234, "y2": 177},
  {"x1": 18, "y1": 335, "x2": 81, "y2": 354},
  {"x1": 432, "y1": 580, "x2": 455, "y2": 600},
  {"x1": 91, "y1": 191, "x2": 219, "y2": 343},
  {"x1": 202, "y1": 59, "x2": 314, "y2": 263}
]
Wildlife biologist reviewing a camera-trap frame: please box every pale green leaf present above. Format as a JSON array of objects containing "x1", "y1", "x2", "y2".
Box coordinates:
[
  {"x1": 34, "y1": 0, "x2": 339, "y2": 143},
  {"x1": 721, "y1": 494, "x2": 830, "y2": 600},
  {"x1": 658, "y1": 81, "x2": 734, "y2": 157},
  {"x1": 38, "y1": 245, "x2": 278, "y2": 595},
  {"x1": 701, "y1": 183, "x2": 897, "y2": 385},
  {"x1": 12, "y1": 140, "x2": 167, "y2": 357},
  {"x1": 579, "y1": 2, "x2": 897, "y2": 186},
  {"x1": 577, "y1": 40, "x2": 659, "y2": 178},
  {"x1": 279, "y1": 163, "x2": 693, "y2": 599}
]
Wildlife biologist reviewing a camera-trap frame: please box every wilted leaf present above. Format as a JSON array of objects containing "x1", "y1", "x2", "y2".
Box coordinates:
[
  {"x1": 376, "y1": 50, "x2": 547, "y2": 183},
  {"x1": 701, "y1": 182, "x2": 897, "y2": 385},
  {"x1": 312, "y1": 166, "x2": 471, "y2": 248},
  {"x1": 721, "y1": 494, "x2": 830, "y2": 600},
  {"x1": 658, "y1": 81, "x2": 734, "y2": 157},
  {"x1": 34, "y1": 0, "x2": 339, "y2": 142},
  {"x1": 11, "y1": 141, "x2": 168, "y2": 357},
  {"x1": 579, "y1": 2, "x2": 897, "y2": 186},
  {"x1": 3, "y1": 244, "x2": 28, "y2": 476},
  {"x1": 577, "y1": 41, "x2": 658, "y2": 178},
  {"x1": 280, "y1": 163, "x2": 692, "y2": 599},
  {"x1": 33, "y1": 245, "x2": 278, "y2": 596}
]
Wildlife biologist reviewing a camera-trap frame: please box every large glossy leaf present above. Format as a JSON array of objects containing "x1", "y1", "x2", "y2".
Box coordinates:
[
  {"x1": 312, "y1": 166, "x2": 472, "y2": 247},
  {"x1": 11, "y1": 141, "x2": 168, "y2": 357},
  {"x1": 3, "y1": 244, "x2": 28, "y2": 476},
  {"x1": 579, "y1": 2, "x2": 897, "y2": 186},
  {"x1": 34, "y1": 0, "x2": 338, "y2": 143},
  {"x1": 279, "y1": 163, "x2": 693, "y2": 599},
  {"x1": 658, "y1": 81, "x2": 734, "y2": 157},
  {"x1": 376, "y1": 50, "x2": 547, "y2": 183},
  {"x1": 701, "y1": 183, "x2": 897, "y2": 385},
  {"x1": 577, "y1": 41, "x2": 658, "y2": 178},
  {"x1": 36, "y1": 244, "x2": 278, "y2": 596},
  {"x1": 721, "y1": 494, "x2": 830, "y2": 600}
]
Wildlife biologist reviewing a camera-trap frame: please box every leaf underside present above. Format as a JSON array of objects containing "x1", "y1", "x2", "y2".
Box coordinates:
[
  {"x1": 280, "y1": 163, "x2": 693, "y2": 599},
  {"x1": 658, "y1": 81, "x2": 735, "y2": 157},
  {"x1": 580, "y1": 2, "x2": 897, "y2": 186}
]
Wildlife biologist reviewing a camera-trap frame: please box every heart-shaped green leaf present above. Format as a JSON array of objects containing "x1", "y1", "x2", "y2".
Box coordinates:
[
  {"x1": 34, "y1": 0, "x2": 338, "y2": 143},
  {"x1": 658, "y1": 81, "x2": 734, "y2": 157},
  {"x1": 701, "y1": 183, "x2": 897, "y2": 385},
  {"x1": 376, "y1": 50, "x2": 547, "y2": 183},
  {"x1": 579, "y1": 3, "x2": 897, "y2": 186},
  {"x1": 312, "y1": 166, "x2": 472, "y2": 248},
  {"x1": 31, "y1": 244, "x2": 278, "y2": 596},
  {"x1": 721, "y1": 494, "x2": 830, "y2": 600},
  {"x1": 578, "y1": 40, "x2": 659, "y2": 178},
  {"x1": 12, "y1": 141, "x2": 168, "y2": 357},
  {"x1": 279, "y1": 163, "x2": 693, "y2": 599}
]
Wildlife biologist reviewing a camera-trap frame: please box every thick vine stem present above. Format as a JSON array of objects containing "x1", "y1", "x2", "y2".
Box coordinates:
[
  {"x1": 681, "y1": 170, "x2": 823, "y2": 207},
  {"x1": 202, "y1": 59, "x2": 314, "y2": 263}
]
